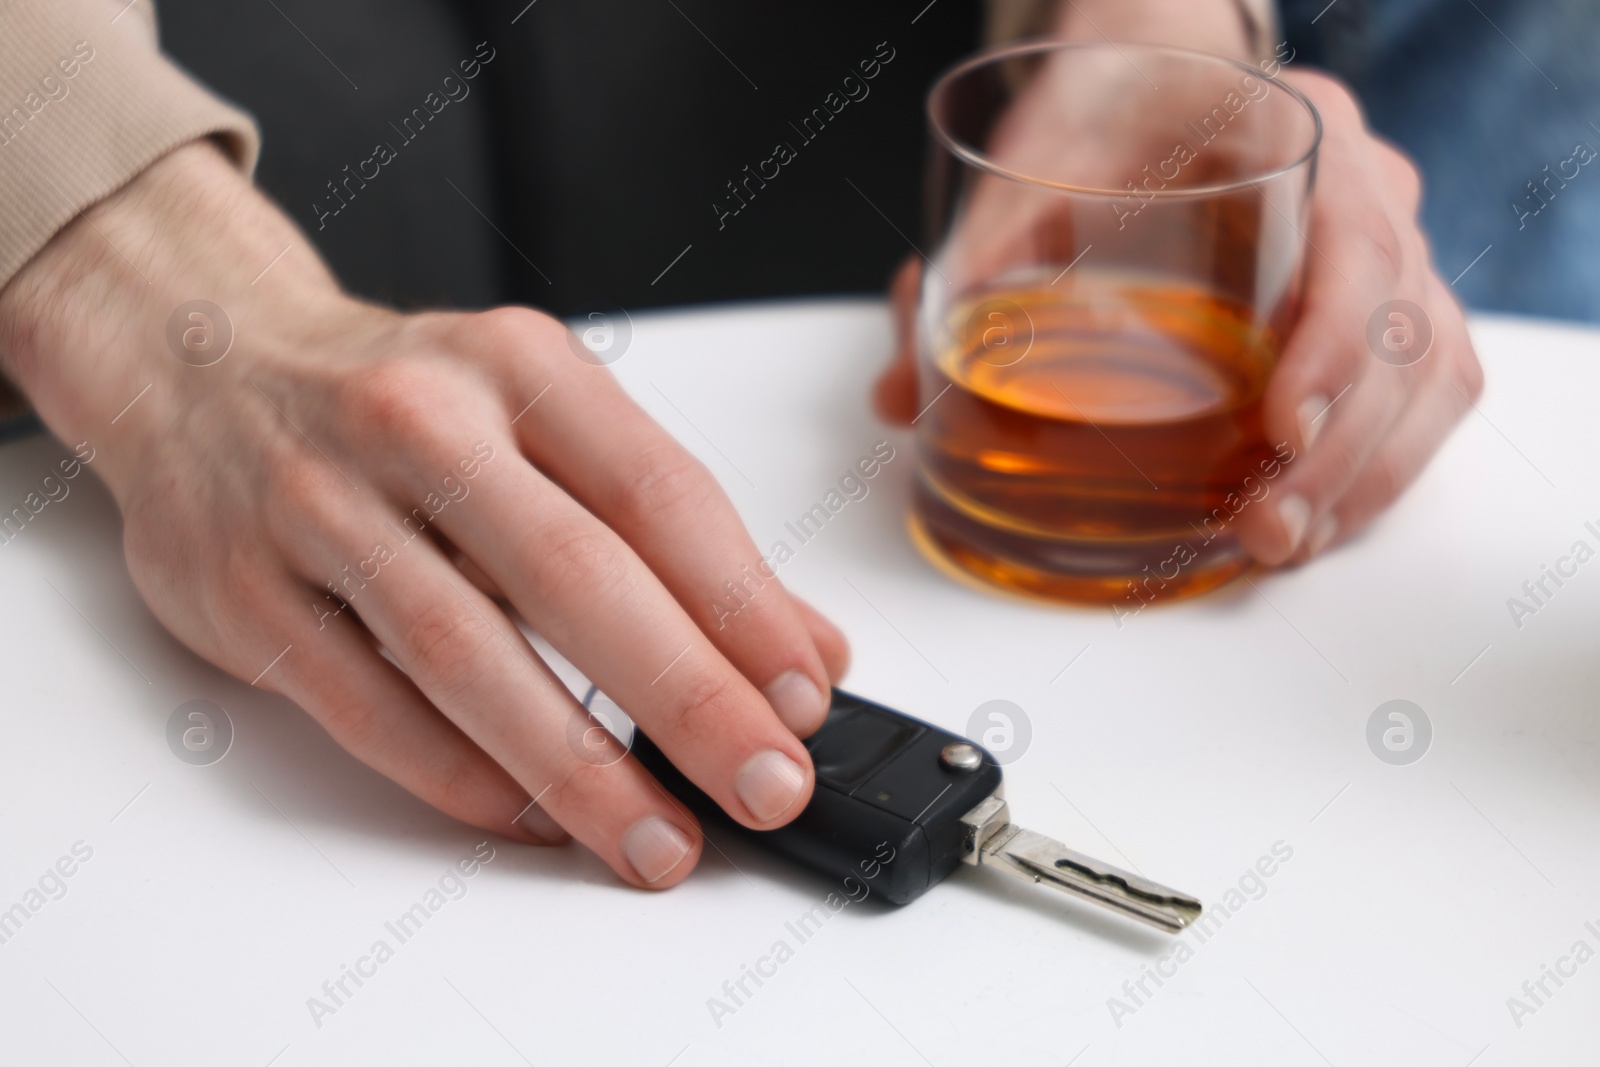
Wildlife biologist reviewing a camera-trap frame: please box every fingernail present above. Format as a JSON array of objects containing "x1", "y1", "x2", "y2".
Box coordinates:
[
  {"x1": 764, "y1": 670, "x2": 827, "y2": 734},
  {"x1": 1297, "y1": 394, "x2": 1328, "y2": 450},
  {"x1": 1307, "y1": 514, "x2": 1338, "y2": 556},
  {"x1": 620, "y1": 816, "x2": 693, "y2": 885},
  {"x1": 735, "y1": 749, "x2": 806, "y2": 823},
  {"x1": 1278, "y1": 494, "x2": 1311, "y2": 554}
]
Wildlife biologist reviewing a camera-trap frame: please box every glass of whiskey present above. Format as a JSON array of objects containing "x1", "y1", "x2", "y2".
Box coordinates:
[{"x1": 912, "y1": 41, "x2": 1321, "y2": 605}]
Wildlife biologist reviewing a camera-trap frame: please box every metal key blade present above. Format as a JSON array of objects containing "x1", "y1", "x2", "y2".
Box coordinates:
[{"x1": 959, "y1": 796, "x2": 1202, "y2": 933}]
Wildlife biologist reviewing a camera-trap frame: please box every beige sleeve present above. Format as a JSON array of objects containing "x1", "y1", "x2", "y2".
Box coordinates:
[
  {"x1": 984, "y1": 0, "x2": 1280, "y2": 58},
  {"x1": 0, "y1": 0, "x2": 261, "y2": 290}
]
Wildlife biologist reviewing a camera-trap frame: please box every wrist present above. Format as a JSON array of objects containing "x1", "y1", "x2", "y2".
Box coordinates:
[{"x1": 0, "y1": 140, "x2": 358, "y2": 493}]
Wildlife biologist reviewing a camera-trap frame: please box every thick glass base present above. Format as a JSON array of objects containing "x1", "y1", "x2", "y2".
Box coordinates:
[{"x1": 909, "y1": 479, "x2": 1252, "y2": 607}]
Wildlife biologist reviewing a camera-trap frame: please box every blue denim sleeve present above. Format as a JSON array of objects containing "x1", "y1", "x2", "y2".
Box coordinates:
[{"x1": 1279, "y1": 0, "x2": 1600, "y2": 322}]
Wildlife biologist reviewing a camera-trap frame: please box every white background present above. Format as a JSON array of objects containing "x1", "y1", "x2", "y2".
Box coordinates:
[{"x1": 0, "y1": 301, "x2": 1596, "y2": 1065}]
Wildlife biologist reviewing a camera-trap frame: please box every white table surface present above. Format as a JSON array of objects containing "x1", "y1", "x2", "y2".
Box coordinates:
[{"x1": 1, "y1": 299, "x2": 1597, "y2": 1067}]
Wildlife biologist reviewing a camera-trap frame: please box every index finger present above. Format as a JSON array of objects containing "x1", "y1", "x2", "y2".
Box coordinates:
[{"x1": 470, "y1": 309, "x2": 841, "y2": 741}]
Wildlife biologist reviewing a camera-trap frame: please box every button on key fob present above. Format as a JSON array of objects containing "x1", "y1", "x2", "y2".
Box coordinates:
[{"x1": 622, "y1": 687, "x2": 1202, "y2": 932}]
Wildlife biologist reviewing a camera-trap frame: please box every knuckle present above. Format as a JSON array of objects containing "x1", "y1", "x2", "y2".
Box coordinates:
[
  {"x1": 315, "y1": 688, "x2": 387, "y2": 753},
  {"x1": 524, "y1": 519, "x2": 634, "y2": 606},
  {"x1": 197, "y1": 556, "x2": 294, "y2": 674},
  {"x1": 661, "y1": 670, "x2": 741, "y2": 750},
  {"x1": 1294, "y1": 69, "x2": 1362, "y2": 126},
  {"x1": 1359, "y1": 451, "x2": 1408, "y2": 508},
  {"x1": 1324, "y1": 332, "x2": 1369, "y2": 381},
  {"x1": 218, "y1": 543, "x2": 279, "y2": 615},
  {"x1": 1363, "y1": 217, "x2": 1406, "y2": 290},
  {"x1": 1278, "y1": 336, "x2": 1360, "y2": 413},
  {"x1": 460, "y1": 306, "x2": 566, "y2": 368},
  {"x1": 1309, "y1": 429, "x2": 1366, "y2": 491},
  {"x1": 612, "y1": 446, "x2": 719, "y2": 531},
  {"x1": 429, "y1": 749, "x2": 494, "y2": 818},
  {"x1": 398, "y1": 597, "x2": 497, "y2": 702},
  {"x1": 1391, "y1": 151, "x2": 1424, "y2": 208},
  {"x1": 540, "y1": 760, "x2": 607, "y2": 817},
  {"x1": 338, "y1": 359, "x2": 460, "y2": 450},
  {"x1": 266, "y1": 454, "x2": 345, "y2": 546}
]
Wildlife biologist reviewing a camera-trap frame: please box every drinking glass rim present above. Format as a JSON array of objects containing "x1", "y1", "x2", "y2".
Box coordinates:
[{"x1": 926, "y1": 39, "x2": 1324, "y2": 199}]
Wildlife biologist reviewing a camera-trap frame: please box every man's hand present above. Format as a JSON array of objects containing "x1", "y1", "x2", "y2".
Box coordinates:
[
  {"x1": 876, "y1": 63, "x2": 1483, "y2": 564},
  {"x1": 0, "y1": 141, "x2": 848, "y2": 888}
]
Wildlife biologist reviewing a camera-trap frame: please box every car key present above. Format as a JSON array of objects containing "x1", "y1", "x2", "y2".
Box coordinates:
[{"x1": 607, "y1": 685, "x2": 1202, "y2": 932}]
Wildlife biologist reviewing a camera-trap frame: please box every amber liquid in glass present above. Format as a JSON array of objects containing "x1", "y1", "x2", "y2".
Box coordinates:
[{"x1": 911, "y1": 270, "x2": 1282, "y2": 604}]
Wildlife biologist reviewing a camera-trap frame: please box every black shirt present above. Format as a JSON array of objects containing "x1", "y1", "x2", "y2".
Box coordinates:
[{"x1": 158, "y1": 0, "x2": 981, "y2": 315}]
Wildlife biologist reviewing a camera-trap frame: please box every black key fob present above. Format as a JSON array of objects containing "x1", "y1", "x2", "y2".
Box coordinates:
[{"x1": 627, "y1": 688, "x2": 1002, "y2": 905}]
